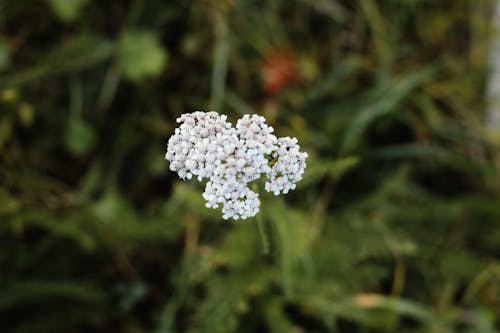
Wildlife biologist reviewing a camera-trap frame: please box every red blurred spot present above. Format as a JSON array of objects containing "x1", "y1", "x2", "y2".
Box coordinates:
[{"x1": 261, "y1": 49, "x2": 299, "y2": 95}]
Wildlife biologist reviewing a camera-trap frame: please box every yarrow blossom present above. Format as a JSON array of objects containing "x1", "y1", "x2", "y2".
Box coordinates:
[{"x1": 165, "y1": 111, "x2": 308, "y2": 220}]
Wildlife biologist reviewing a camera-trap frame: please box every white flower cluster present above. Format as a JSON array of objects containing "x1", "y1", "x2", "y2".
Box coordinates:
[
  {"x1": 165, "y1": 111, "x2": 308, "y2": 220},
  {"x1": 265, "y1": 137, "x2": 308, "y2": 195}
]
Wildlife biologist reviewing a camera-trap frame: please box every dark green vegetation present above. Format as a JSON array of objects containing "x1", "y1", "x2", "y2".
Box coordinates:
[{"x1": 1, "y1": 1, "x2": 499, "y2": 332}]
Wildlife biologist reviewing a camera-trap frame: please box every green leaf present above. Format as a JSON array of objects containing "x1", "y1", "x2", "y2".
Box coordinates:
[
  {"x1": 0, "y1": 39, "x2": 10, "y2": 71},
  {"x1": 0, "y1": 34, "x2": 113, "y2": 88},
  {"x1": 300, "y1": 156, "x2": 359, "y2": 187},
  {"x1": 92, "y1": 191, "x2": 136, "y2": 224},
  {"x1": 65, "y1": 120, "x2": 96, "y2": 155},
  {"x1": 16, "y1": 210, "x2": 96, "y2": 250},
  {"x1": 47, "y1": 0, "x2": 90, "y2": 22},
  {"x1": 120, "y1": 30, "x2": 168, "y2": 81},
  {"x1": 303, "y1": 295, "x2": 435, "y2": 329},
  {"x1": 0, "y1": 280, "x2": 104, "y2": 309},
  {"x1": 266, "y1": 198, "x2": 313, "y2": 297},
  {"x1": 340, "y1": 67, "x2": 435, "y2": 153}
]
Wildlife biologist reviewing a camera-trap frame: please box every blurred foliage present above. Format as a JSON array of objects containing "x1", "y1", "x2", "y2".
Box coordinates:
[{"x1": 1, "y1": 0, "x2": 500, "y2": 332}]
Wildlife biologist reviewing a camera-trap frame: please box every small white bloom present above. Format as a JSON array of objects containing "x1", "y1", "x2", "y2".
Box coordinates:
[
  {"x1": 264, "y1": 137, "x2": 308, "y2": 196},
  {"x1": 165, "y1": 111, "x2": 308, "y2": 220}
]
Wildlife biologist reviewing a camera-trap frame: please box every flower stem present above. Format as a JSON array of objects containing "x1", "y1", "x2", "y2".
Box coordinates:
[{"x1": 255, "y1": 211, "x2": 269, "y2": 255}]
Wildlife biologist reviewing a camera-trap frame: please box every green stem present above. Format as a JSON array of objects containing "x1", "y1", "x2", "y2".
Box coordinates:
[
  {"x1": 255, "y1": 211, "x2": 270, "y2": 255},
  {"x1": 209, "y1": 10, "x2": 228, "y2": 111}
]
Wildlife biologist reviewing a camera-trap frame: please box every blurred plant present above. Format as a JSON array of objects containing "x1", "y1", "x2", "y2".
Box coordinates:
[
  {"x1": 119, "y1": 30, "x2": 168, "y2": 82},
  {"x1": 261, "y1": 49, "x2": 300, "y2": 95},
  {"x1": 0, "y1": 39, "x2": 10, "y2": 71},
  {"x1": 46, "y1": 0, "x2": 90, "y2": 22},
  {"x1": 0, "y1": 1, "x2": 499, "y2": 333}
]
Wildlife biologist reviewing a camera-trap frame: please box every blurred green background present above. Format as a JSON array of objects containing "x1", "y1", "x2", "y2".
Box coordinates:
[{"x1": 1, "y1": 0, "x2": 500, "y2": 332}]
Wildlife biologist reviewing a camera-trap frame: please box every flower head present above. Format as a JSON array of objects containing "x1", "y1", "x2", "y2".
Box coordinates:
[{"x1": 165, "y1": 111, "x2": 307, "y2": 220}]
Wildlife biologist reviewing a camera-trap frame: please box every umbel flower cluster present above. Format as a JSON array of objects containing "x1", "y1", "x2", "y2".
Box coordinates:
[{"x1": 165, "y1": 111, "x2": 308, "y2": 220}]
